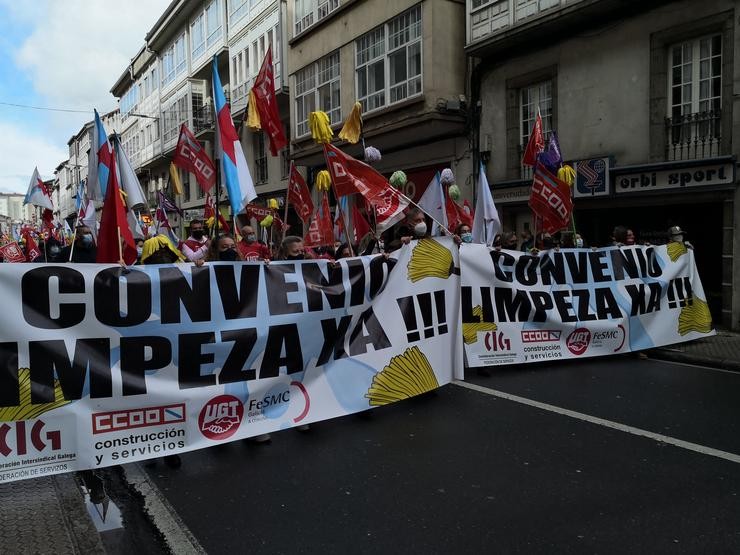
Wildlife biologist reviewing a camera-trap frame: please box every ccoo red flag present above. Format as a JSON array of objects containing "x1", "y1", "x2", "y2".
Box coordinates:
[
  {"x1": 23, "y1": 232, "x2": 41, "y2": 261},
  {"x1": 252, "y1": 47, "x2": 288, "y2": 155},
  {"x1": 529, "y1": 162, "x2": 573, "y2": 234},
  {"x1": 304, "y1": 193, "x2": 334, "y2": 248},
  {"x1": 287, "y1": 162, "x2": 314, "y2": 223},
  {"x1": 172, "y1": 124, "x2": 217, "y2": 193},
  {"x1": 96, "y1": 152, "x2": 138, "y2": 264}
]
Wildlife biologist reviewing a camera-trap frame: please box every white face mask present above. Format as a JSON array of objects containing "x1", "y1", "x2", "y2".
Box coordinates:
[
  {"x1": 575, "y1": 238, "x2": 583, "y2": 248},
  {"x1": 413, "y1": 222, "x2": 427, "y2": 236},
  {"x1": 673, "y1": 234, "x2": 683, "y2": 243}
]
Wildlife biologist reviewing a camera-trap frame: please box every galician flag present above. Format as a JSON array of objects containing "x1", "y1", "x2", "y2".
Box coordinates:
[
  {"x1": 212, "y1": 56, "x2": 257, "y2": 214},
  {"x1": 24, "y1": 167, "x2": 53, "y2": 210},
  {"x1": 87, "y1": 109, "x2": 114, "y2": 200}
]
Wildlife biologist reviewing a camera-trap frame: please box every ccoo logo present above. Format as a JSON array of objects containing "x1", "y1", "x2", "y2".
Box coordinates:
[
  {"x1": 199, "y1": 395, "x2": 244, "y2": 441},
  {"x1": 566, "y1": 328, "x2": 591, "y2": 356}
]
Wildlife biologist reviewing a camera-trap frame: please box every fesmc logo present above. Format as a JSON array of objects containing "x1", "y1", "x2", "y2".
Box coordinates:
[
  {"x1": 199, "y1": 395, "x2": 244, "y2": 441},
  {"x1": 484, "y1": 331, "x2": 511, "y2": 352},
  {"x1": 566, "y1": 328, "x2": 591, "y2": 356},
  {"x1": 248, "y1": 381, "x2": 311, "y2": 423}
]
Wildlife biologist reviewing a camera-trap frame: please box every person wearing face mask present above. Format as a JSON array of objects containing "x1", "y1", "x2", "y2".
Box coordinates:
[
  {"x1": 455, "y1": 223, "x2": 473, "y2": 244},
  {"x1": 575, "y1": 233, "x2": 585, "y2": 248},
  {"x1": 181, "y1": 220, "x2": 210, "y2": 262},
  {"x1": 387, "y1": 207, "x2": 429, "y2": 251},
  {"x1": 135, "y1": 238, "x2": 145, "y2": 263},
  {"x1": 667, "y1": 226, "x2": 693, "y2": 249},
  {"x1": 279, "y1": 236, "x2": 306, "y2": 260},
  {"x1": 37, "y1": 237, "x2": 63, "y2": 262},
  {"x1": 207, "y1": 234, "x2": 243, "y2": 262},
  {"x1": 60, "y1": 226, "x2": 98, "y2": 263},
  {"x1": 237, "y1": 225, "x2": 271, "y2": 261}
]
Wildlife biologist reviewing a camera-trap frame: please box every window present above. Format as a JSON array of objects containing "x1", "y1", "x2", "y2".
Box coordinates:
[
  {"x1": 120, "y1": 86, "x2": 139, "y2": 116},
  {"x1": 162, "y1": 33, "x2": 187, "y2": 87},
  {"x1": 294, "y1": 51, "x2": 340, "y2": 137},
  {"x1": 192, "y1": 12, "x2": 205, "y2": 59},
  {"x1": 295, "y1": 0, "x2": 339, "y2": 34},
  {"x1": 229, "y1": 0, "x2": 249, "y2": 24},
  {"x1": 280, "y1": 148, "x2": 290, "y2": 179},
  {"x1": 666, "y1": 34, "x2": 722, "y2": 160},
  {"x1": 162, "y1": 94, "x2": 189, "y2": 145},
  {"x1": 519, "y1": 79, "x2": 552, "y2": 153},
  {"x1": 206, "y1": 1, "x2": 222, "y2": 48},
  {"x1": 355, "y1": 6, "x2": 422, "y2": 113},
  {"x1": 254, "y1": 134, "x2": 268, "y2": 183}
]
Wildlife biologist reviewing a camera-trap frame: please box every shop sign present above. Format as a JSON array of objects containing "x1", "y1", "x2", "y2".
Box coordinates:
[
  {"x1": 574, "y1": 158, "x2": 610, "y2": 198},
  {"x1": 493, "y1": 185, "x2": 530, "y2": 204},
  {"x1": 615, "y1": 162, "x2": 734, "y2": 194}
]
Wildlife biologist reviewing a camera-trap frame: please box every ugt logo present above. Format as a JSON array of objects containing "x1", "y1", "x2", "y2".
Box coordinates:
[
  {"x1": 484, "y1": 331, "x2": 511, "y2": 352},
  {"x1": 0, "y1": 420, "x2": 61, "y2": 457},
  {"x1": 199, "y1": 395, "x2": 244, "y2": 441}
]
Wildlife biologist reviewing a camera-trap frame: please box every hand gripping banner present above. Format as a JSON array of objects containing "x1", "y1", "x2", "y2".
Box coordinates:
[{"x1": 0, "y1": 238, "x2": 462, "y2": 482}]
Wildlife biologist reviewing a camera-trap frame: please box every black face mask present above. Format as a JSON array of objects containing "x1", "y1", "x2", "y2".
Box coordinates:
[
  {"x1": 192, "y1": 229, "x2": 205, "y2": 239},
  {"x1": 219, "y1": 249, "x2": 238, "y2": 261},
  {"x1": 286, "y1": 254, "x2": 304, "y2": 261}
]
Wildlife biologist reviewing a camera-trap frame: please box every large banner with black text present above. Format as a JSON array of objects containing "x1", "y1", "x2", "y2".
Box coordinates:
[
  {"x1": 0, "y1": 238, "x2": 462, "y2": 482},
  {"x1": 460, "y1": 243, "x2": 714, "y2": 366}
]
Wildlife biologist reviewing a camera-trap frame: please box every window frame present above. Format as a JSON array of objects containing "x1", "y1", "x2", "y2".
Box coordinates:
[{"x1": 294, "y1": 51, "x2": 340, "y2": 138}]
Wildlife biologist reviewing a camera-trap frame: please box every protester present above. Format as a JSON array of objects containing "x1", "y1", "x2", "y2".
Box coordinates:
[
  {"x1": 237, "y1": 225, "x2": 271, "y2": 261},
  {"x1": 334, "y1": 243, "x2": 356, "y2": 260},
  {"x1": 207, "y1": 234, "x2": 243, "y2": 262},
  {"x1": 181, "y1": 219, "x2": 209, "y2": 262},
  {"x1": 135, "y1": 238, "x2": 145, "y2": 264},
  {"x1": 520, "y1": 229, "x2": 534, "y2": 252},
  {"x1": 279, "y1": 235, "x2": 306, "y2": 260},
  {"x1": 575, "y1": 233, "x2": 585, "y2": 248},
  {"x1": 500, "y1": 231, "x2": 518, "y2": 250},
  {"x1": 455, "y1": 223, "x2": 473, "y2": 244},
  {"x1": 612, "y1": 226, "x2": 635, "y2": 247},
  {"x1": 668, "y1": 225, "x2": 693, "y2": 249},
  {"x1": 60, "y1": 226, "x2": 97, "y2": 263},
  {"x1": 40, "y1": 237, "x2": 63, "y2": 263},
  {"x1": 140, "y1": 234, "x2": 186, "y2": 264}
]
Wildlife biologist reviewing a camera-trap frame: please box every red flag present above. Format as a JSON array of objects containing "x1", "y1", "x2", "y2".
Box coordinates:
[
  {"x1": 23, "y1": 232, "x2": 41, "y2": 261},
  {"x1": 204, "y1": 193, "x2": 231, "y2": 234},
  {"x1": 445, "y1": 195, "x2": 472, "y2": 232},
  {"x1": 172, "y1": 124, "x2": 217, "y2": 193},
  {"x1": 0, "y1": 241, "x2": 27, "y2": 263},
  {"x1": 287, "y1": 162, "x2": 313, "y2": 223},
  {"x1": 529, "y1": 162, "x2": 573, "y2": 234},
  {"x1": 521, "y1": 111, "x2": 545, "y2": 167},
  {"x1": 304, "y1": 193, "x2": 334, "y2": 247},
  {"x1": 245, "y1": 203, "x2": 272, "y2": 221},
  {"x1": 351, "y1": 203, "x2": 371, "y2": 242},
  {"x1": 252, "y1": 47, "x2": 287, "y2": 155},
  {"x1": 97, "y1": 152, "x2": 137, "y2": 264}
]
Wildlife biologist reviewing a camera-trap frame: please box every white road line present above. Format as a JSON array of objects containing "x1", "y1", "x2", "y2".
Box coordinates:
[
  {"x1": 124, "y1": 463, "x2": 206, "y2": 554},
  {"x1": 650, "y1": 358, "x2": 740, "y2": 375},
  {"x1": 453, "y1": 380, "x2": 740, "y2": 465}
]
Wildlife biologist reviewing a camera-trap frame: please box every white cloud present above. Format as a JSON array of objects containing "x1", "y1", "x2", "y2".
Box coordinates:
[
  {"x1": 15, "y1": 0, "x2": 170, "y2": 111},
  {"x1": 0, "y1": 122, "x2": 67, "y2": 193}
]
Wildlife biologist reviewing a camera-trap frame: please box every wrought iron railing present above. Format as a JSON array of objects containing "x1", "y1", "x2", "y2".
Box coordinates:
[{"x1": 665, "y1": 109, "x2": 722, "y2": 161}]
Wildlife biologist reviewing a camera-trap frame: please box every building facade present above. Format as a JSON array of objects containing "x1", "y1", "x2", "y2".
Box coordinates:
[
  {"x1": 287, "y1": 0, "x2": 472, "y2": 209},
  {"x1": 467, "y1": 0, "x2": 740, "y2": 329}
]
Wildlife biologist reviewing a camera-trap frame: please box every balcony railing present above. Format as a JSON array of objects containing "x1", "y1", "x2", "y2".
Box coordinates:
[
  {"x1": 193, "y1": 103, "x2": 215, "y2": 134},
  {"x1": 665, "y1": 109, "x2": 722, "y2": 161}
]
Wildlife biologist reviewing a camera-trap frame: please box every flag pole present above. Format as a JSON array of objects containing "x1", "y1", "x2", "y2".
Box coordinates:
[
  {"x1": 398, "y1": 190, "x2": 453, "y2": 236},
  {"x1": 283, "y1": 163, "x2": 291, "y2": 241},
  {"x1": 117, "y1": 226, "x2": 123, "y2": 263},
  {"x1": 68, "y1": 180, "x2": 86, "y2": 262}
]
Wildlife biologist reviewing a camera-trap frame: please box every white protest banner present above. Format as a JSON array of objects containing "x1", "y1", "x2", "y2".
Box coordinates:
[
  {"x1": 0, "y1": 238, "x2": 462, "y2": 482},
  {"x1": 459, "y1": 243, "x2": 715, "y2": 367}
]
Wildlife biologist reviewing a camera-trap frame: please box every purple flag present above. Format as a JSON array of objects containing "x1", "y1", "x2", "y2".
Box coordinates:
[{"x1": 538, "y1": 130, "x2": 563, "y2": 173}]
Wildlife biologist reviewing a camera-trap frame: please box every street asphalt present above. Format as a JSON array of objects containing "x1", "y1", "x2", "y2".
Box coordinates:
[{"x1": 143, "y1": 357, "x2": 740, "y2": 554}]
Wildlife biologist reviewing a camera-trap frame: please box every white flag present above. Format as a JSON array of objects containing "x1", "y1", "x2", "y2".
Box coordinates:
[
  {"x1": 24, "y1": 167, "x2": 54, "y2": 210},
  {"x1": 472, "y1": 163, "x2": 500, "y2": 245},
  {"x1": 115, "y1": 138, "x2": 148, "y2": 210},
  {"x1": 416, "y1": 173, "x2": 447, "y2": 235}
]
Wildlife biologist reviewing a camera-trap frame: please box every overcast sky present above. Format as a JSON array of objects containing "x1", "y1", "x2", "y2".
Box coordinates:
[{"x1": 0, "y1": 0, "x2": 170, "y2": 193}]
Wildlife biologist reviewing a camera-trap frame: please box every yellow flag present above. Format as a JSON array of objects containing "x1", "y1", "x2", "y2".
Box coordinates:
[
  {"x1": 169, "y1": 162, "x2": 183, "y2": 196},
  {"x1": 247, "y1": 89, "x2": 261, "y2": 130}
]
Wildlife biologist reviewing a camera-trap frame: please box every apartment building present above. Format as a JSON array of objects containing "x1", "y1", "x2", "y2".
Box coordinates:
[
  {"x1": 288, "y1": 0, "x2": 471, "y2": 206},
  {"x1": 466, "y1": 0, "x2": 740, "y2": 328}
]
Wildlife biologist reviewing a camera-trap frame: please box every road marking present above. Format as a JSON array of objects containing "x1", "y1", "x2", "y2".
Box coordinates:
[
  {"x1": 123, "y1": 463, "x2": 206, "y2": 554},
  {"x1": 650, "y1": 358, "x2": 740, "y2": 375},
  {"x1": 453, "y1": 380, "x2": 740, "y2": 465}
]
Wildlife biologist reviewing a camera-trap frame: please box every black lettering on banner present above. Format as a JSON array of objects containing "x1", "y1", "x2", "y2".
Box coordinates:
[
  {"x1": 0, "y1": 343, "x2": 18, "y2": 407},
  {"x1": 302, "y1": 262, "x2": 345, "y2": 312},
  {"x1": 490, "y1": 250, "x2": 514, "y2": 282},
  {"x1": 646, "y1": 247, "x2": 662, "y2": 278},
  {"x1": 540, "y1": 252, "x2": 566, "y2": 286},
  {"x1": 317, "y1": 316, "x2": 352, "y2": 365},
  {"x1": 564, "y1": 251, "x2": 589, "y2": 284},
  {"x1": 494, "y1": 288, "x2": 531, "y2": 322},
  {"x1": 120, "y1": 336, "x2": 172, "y2": 396},
  {"x1": 529, "y1": 291, "x2": 553, "y2": 321},
  {"x1": 514, "y1": 255, "x2": 539, "y2": 286},
  {"x1": 264, "y1": 264, "x2": 303, "y2": 315},
  {"x1": 610, "y1": 249, "x2": 640, "y2": 280},
  {"x1": 573, "y1": 289, "x2": 597, "y2": 321},
  {"x1": 461, "y1": 286, "x2": 475, "y2": 323},
  {"x1": 625, "y1": 282, "x2": 662, "y2": 316},
  {"x1": 178, "y1": 332, "x2": 216, "y2": 389},
  {"x1": 214, "y1": 265, "x2": 259, "y2": 320},
  {"x1": 368, "y1": 256, "x2": 396, "y2": 299},
  {"x1": 94, "y1": 268, "x2": 151, "y2": 327},
  {"x1": 29, "y1": 338, "x2": 111, "y2": 402},
  {"x1": 160, "y1": 266, "x2": 211, "y2": 324},
  {"x1": 396, "y1": 296, "x2": 419, "y2": 342},
  {"x1": 22, "y1": 266, "x2": 85, "y2": 329},
  {"x1": 348, "y1": 307, "x2": 391, "y2": 356},
  {"x1": 588, "y1": 251, "x2": 610, "y2": 282},
  {"x1": 260, "y1": 324, "x2": 303, "y2": 378},
  {"x1": 480, "y1": 288, "x2": 495, "y2": 322},
  {"x1": 346, "y1": 258, "x2": 366, "y2": 307},
  {"x1": 552, "y1": 290, "x2": 577, "y2": 322},
  {"x1": 646, "y1": 282, "x2": 662, "y2": 313},
  {"x1": 219, "y1": 328, "x2": 258, "y2": 383},
  {"x1": 595, "y1": 288, "x2": 623, "y2": 319}
]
